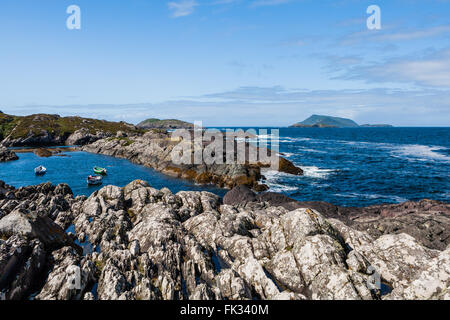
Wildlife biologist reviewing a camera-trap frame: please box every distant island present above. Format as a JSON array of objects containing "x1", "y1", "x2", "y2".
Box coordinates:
[
  {"x1": 137, "y1": 118, "x2": 194, "y2": 129},
  {"x1": 290, "y1": 115, "x2": 392, "y2": 128}
]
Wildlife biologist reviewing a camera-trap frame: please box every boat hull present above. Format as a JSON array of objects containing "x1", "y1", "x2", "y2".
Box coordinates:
[
  {"x1": 93, "y1": 167, "x2": 107, "y2": 175},
  {"x1": 87, "y1": 175, "x2": 103, "y2": 185},
  {"x1": 34, "y1": 166, "x2": 47, "y2": 175}
]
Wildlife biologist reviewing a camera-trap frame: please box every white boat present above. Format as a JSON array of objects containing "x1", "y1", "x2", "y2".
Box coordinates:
[
  {"x1": 34, "y1": 166, "x2": 47, "y2": 175},
  {"x1": 87, "y1": 175, "x2": 103, "y2": 185}
]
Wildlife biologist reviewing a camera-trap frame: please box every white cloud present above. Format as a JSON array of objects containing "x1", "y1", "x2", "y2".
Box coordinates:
[
  {"x1": 168, "y1": 0, "x2": 199, "y2": 18},
  {"x1": 341, "y1": 24, "x2": 450, "y2": 46},
  {"x1": 7, "y1": 86, "x2": 450, "y2": 126},
  {"x1": 337, "y1": 48, "x2": 450, "y2": 88},
  {"x1": 376, "y1": 25, "x2": 450, "y2": 41}
]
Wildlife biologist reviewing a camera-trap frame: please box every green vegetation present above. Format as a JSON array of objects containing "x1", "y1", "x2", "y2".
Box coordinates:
[
  {"x1": 137, "y1": 118, "x2": 194, "y2": 129},
  {"x1": 0, "y1": 234, "x2": 10, "y2": 241},
  {"x1": 95, "y1": 258, "x2": 107, "y2": 277},
  {"x1": 107, "y1": 137, "x2": 135, "y2": 146},
  {"x1": 0, "y1": 113, "x2": 20, "y2": 140},
  {"x1": 0, "y1": 113, "x2": 143, "y2": 142},
  {"x1": 290, "y1": 114, "x2": 359, "y2": 128}
]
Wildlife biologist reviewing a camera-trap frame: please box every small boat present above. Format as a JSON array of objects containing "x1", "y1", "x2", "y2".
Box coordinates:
[
  {"x1": 87, "y1": 175, "x2": 103, "y2": 185},
  {"x1": 34, "y1": 166, "x2": 47, "y2": 175},
  {"x1": 93, "y1": 166, "x2": 107, "y2": 175}
]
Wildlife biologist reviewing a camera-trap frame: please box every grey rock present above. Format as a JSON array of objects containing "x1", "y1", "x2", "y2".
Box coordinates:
[
  {"x1": 0, "y1": 148, "x2": 18, "y2": 162},
  {"x1": 0, "y1": 209, "x2": 80, "y2": 253},
  {"x1": 0, "y1": 180, "x2": 448, "y2": 300}
]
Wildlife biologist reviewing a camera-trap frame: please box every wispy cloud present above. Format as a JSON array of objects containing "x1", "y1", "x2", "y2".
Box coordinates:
[
  {"x1": 377, "y1": 24, "x2": 450, "y2": 41},
  {"x1": 8, "y1": 86, "x2": 449, "y2": 126},
  {"x1": 336, "y1": 48, "x2": 450, "y2": 88},
  {"x1": 168, "y1": 0, "x2": 199, "y2": 18},
  {"x1": 341, "y1": 24, "x2": 450, "y2": 46}
]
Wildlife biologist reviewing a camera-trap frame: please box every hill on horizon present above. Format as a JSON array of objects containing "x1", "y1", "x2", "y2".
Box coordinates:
[
  {"x1": 291, "y1": 115, "x2": 360, "y2": 128},
  {"x1": 137, "y1": 118, "x2": 194, "y2": 129}
]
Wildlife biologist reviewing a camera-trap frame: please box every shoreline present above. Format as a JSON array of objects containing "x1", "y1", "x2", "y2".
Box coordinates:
[{"x1": 2, "y1": 145, "x2": 449, "y2": 209}]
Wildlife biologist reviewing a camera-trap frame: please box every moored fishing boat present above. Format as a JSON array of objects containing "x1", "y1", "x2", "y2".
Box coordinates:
[
  {"x1": 34, "y1": 165, "x2": 47, "y2": 175},
  {"x1": 93, "y1": 166, "x2": 107, "y2": 175},
  {"x1": 87, "y1": 175, "x2": 103, "y2": 185}
]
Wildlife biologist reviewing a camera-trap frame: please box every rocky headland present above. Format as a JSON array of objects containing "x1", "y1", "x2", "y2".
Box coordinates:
[
  {"x1": 81, "y1": 129, "x2": 303, "y2": 191},
  {"x1": 0, "y1": 113, "x2": 302, "y2": 191},
  {"x1": 0, "y1": 113, "x2": 142, "y2": 147},
  {"x1": 0, "y1": 180, "x2": 448, "y2": 300}
]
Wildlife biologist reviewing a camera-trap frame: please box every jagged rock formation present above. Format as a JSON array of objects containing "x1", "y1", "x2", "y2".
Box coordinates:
[
  {"x1": 82, "y1": 130, "x2": 303, "y2": 191},
  {"x1": 65, "y1": 128, "x2": 112, "y2": 146},
  {"x1": 224, "y1": 186, "x2": 450, "y2": 251},
  {"x1": 0, "y1": 180, "x2": 448, "y2": 300},
  {"x1": 0, "y1": 147, "x2": 18, "y2": 162}
]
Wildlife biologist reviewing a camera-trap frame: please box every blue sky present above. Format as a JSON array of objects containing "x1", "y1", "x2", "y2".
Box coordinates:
[{"x1": 0, "y1": 0, "x2": 449, "y2": 126}]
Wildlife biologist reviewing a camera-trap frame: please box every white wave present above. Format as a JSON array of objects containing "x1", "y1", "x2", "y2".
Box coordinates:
[
  {"x1": 300, "y1": 166, "x2": 337, "y2": 179},
  {"x1": 264, "y1": 182, "x2": 299, "y2": 193},
  {"x1": 257, "y1": 135, "x2": 314, "y2": 144},
  {"x1": 262, "y1": 169, "x2": 297, "y2": 180},
  {"x1": 390, "y1": 144, "x2": 450, "y2": 162},
  {"x1": 297, "y1": 147, "x2": 326, "y2": 154},
  {"x1": 261, "y1": 169, "x2": 299, "y2": 192},
  {"x1": 280, "y1": 152, "x2": 295, "y2": 158},
  {"x1": 261, "y1": 165, "x2": 336, "y2": 193},
  {"x1": 324, "y1": 139, "x2": 450, "y2": 163},
  {"x1": 335, "y1": 192, "x2": 408, "y2": 203}
]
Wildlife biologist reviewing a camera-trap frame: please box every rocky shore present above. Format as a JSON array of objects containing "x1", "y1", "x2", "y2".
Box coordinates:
[
  {"x1": 0, "y1": 147, "x2": 18, "y2": 162},
  {"x1": 0, "y1": 180, "x2": 448, "y2": 300},
  {"x1": 81, "y1": 129, "x2": 303, "y2": 191},
  {"x1": 1, "y1": 112, "x2": 303, "y2": 191}
]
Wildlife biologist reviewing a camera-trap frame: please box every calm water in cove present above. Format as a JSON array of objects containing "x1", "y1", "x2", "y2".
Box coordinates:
[
  {"x1": 0, "y1": 151, "x2": 227, "y2": 197},
  {"x1": 0, "y1": 127, "x2": 449, "y2": 207}
]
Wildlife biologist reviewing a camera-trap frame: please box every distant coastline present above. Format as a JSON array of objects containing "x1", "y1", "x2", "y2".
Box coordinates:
[{"x1": 290, "y1": 114, "x2": 393, "y2": 128}]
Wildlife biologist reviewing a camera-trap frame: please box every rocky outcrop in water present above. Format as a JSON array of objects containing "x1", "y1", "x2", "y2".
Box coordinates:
[
  {"x1": 0, "y1": 148, "x2": 18, "y2": 162},
  {"x1": 82, "y1": 130, "x2": 303, "y2": 191},
  {"x1": 0, "y1": 180, "x2": 448, "y2": 300}
]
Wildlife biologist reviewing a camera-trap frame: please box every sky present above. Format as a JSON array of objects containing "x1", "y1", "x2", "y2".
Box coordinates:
[{"x1": 0, "y1": 0, "x2": 449, "y2": 126}]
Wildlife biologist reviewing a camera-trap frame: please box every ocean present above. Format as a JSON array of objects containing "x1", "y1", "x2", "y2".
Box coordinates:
[
  {"x1": 0, "y1": 127, "x2": 448, "y2": 207},
  {"x1": 258, "y1": 127, "x2": 450, "y2": 206}
]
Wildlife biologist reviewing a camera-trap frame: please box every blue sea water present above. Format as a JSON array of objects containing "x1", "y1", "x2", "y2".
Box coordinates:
[
  {"x1": 0, "y1": 151, "x2": 226, "y2": 198},
  {"x1": 0, "y1": 127, "x2": 448, "y2": 207},
  {"x1": 258, "y1": 127, "x2": 450, "y2": 206}
]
